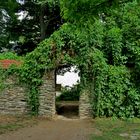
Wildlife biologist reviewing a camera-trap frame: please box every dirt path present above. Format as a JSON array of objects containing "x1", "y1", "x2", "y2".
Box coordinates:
[{"x1": 0, "y1": 117, "x2": 97, "y2": 140}]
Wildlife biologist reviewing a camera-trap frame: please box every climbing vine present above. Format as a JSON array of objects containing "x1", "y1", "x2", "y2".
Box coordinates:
[
  {"x1": 1, "y1": 0, "x2": 140, "y2": 118},
  {"x1": 0, "y1": 52, "x2": 23, "y2": 92}
]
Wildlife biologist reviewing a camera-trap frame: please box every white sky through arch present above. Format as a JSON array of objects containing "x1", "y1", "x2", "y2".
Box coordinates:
[{"x1": 56, "y1": 66, "x2": 80, "y2": 87}]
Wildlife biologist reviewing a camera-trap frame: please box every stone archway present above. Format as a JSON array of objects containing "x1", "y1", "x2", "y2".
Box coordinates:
[{"x1": 39, "y1": 70, "x2": 92, "y2": 119}]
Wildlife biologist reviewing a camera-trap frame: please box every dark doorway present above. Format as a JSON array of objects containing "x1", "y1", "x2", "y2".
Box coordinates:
[{"x1": 56, "y1": 101, "x2": 79, "y2": 119}]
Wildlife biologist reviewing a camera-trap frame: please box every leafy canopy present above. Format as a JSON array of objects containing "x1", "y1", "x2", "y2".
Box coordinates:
[{"x1": 2, "y1": 0, "x2": 140, "y2": 117}]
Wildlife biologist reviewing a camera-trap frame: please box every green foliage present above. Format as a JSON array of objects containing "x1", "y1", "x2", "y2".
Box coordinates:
[
  {"x1": 0, "y1": 0, "x2": 62, "y2": 54},
  {"x1": 0, "y1": 68, "x2": 6, "y2": 91},
  {"x1": 0, "y1": 52, "x2": 22, "y2": 92},
  {"x1": 92, "y1": 118, "x2": 140, "y2": 140},
  {"x1": 0, "y1": 0, "x2": 19, "y2": 51},
  {"x1": 56, "y1": 84, "x2": 80, "y2": 101},
  {"x1": 0, "y1": 0, "x2": 139, "y2": 117},
  {"x1": 93, "y1": 64, "x2": 140, "y2": 118},
  {"x1": 0, "y1": 52, "x2": 23, "y2": 60}
]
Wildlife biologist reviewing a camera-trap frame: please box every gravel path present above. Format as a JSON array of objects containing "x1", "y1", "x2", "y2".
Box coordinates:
[{"x1": 0, "y1": 118, "x2": 97, "y2": 140}]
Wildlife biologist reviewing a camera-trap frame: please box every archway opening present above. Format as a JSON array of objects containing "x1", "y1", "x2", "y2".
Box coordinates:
[{"x1": 55, "y1": 65, "x2": 80, "y2": 119}]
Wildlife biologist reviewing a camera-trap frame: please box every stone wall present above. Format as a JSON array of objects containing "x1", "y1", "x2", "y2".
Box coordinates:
[
  {"x1": 38, "y1": 70, "x2": 93, "y2": 119},
  {"x1": 79, "y1": 89, "x2": 93, "y2": 119},
  {"x1": 0, "y1": 71, "x2": 93, "y2": 119},
  {"x1": 39, "y1": 70, "x2": 56, "y2": 118},
  {"x1": 0, "y1": 75, "x2": 28, "y2": 115}
]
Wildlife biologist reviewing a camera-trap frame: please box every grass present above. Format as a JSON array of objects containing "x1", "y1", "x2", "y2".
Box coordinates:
[
  {"x1": 0, "y1": 116, "x2": 37, "y2": 134},
  {"x1": 91, "y1": 118, "x2": 140, "y2": 140},
  {"x1": 0, "y1": 115, "x2": 140, "y2": 139}
]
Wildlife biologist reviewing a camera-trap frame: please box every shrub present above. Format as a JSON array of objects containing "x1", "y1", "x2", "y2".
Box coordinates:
[{"x1": 56, "y1": 84, "x2": 80, "y2": 101}]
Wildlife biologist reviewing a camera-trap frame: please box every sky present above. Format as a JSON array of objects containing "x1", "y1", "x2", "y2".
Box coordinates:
[
  {"x1": 56, "y1": 67, "x2": 80, "y2": 87},
  {"x1": 17, "y1": 0, "x2": 24, "y2": 5}
]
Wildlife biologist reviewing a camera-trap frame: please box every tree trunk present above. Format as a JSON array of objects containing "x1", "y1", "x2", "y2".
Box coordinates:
[{"x1": 40, "y1": 5, "x2": 46, "y2": 41}]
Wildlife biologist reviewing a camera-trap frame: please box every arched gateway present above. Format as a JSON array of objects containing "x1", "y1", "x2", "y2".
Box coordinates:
[
  {"x1": 0, "y1": 24, "x2": 94, "y2": 119},
  {"x1": 0, "y1": 60, "x2": 92, "y2": 119},
  {"x1": 39, "y1": 70, "x2": 92, "y2": 119}
]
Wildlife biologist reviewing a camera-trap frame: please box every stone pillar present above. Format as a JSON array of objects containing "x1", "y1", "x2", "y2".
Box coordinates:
[
  {"x1": 79, "y1": 89, "x2": 93, "y2": 119},
  {"x1": 39, "y1": 70, "x2": 56, "y2": 118}
]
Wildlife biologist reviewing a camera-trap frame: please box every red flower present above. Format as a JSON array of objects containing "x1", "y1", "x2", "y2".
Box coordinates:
[{"x1": 0, "y1": 60, "x2": 22, "y2": 69}]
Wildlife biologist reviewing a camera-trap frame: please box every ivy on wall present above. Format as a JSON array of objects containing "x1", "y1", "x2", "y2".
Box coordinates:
[
  {"x1": 0, "y1": 0, "x2": 140, "y2": 118},
  {"x1": 20, "y1": 0, "x2": 140, "y2": 118},
  {"x1": 0, "y1": 52, "x2": 23, "y2": 91}
]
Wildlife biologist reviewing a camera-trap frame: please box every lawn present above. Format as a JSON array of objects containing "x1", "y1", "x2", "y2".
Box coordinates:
[
  {"x1": 91, "y1": 118, "x2": 140, "y2": 140},
  {"x1": 0, "y1": 115, "x2": 37, "y2": 134},
  {"x1": 0, "y1": 115, "x2": 140, "y2": 140}
]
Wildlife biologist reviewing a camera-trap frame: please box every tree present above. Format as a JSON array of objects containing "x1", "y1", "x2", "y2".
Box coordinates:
[
  {"x1": 0, "y1": 0, "x2": 62, "y2": 54},
  {"x1": 0, "y1": 0, "x2": 19, "y2": 51}
]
